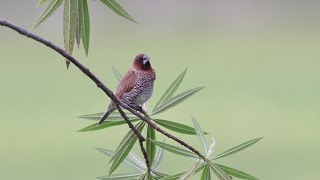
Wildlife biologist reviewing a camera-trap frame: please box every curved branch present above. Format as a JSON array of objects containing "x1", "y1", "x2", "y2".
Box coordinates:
[{"x1": 0, "y1": 19, "x2": 206, "y2": 160}]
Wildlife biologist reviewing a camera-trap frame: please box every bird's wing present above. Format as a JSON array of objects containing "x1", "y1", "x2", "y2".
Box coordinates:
[{"x1": 115, "y1": 69, "x2": 137, "y2": 98}]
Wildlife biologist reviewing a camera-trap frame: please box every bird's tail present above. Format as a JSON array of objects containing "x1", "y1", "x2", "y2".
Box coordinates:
[{"x1": 97, "y1": 104, "x2": 115, "y2": 126}]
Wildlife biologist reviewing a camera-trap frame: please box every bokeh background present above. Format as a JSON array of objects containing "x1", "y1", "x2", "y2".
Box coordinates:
[{"x1": 1, "y1": 0, "x2": 320, "y2": 179}]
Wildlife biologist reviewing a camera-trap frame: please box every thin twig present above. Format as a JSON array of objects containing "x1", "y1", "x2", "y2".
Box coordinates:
[
  {"x1": 115, "y1": 104, "x2": 151, "y2": 171},
  {"x1": 0, "y1": 19, "x2": 206, "y2": 160}
]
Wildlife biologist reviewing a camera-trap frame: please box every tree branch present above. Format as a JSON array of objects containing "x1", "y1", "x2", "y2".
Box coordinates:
[
  {"x1": 115, "y1": 105, "x2": 150, "y2": 171},
  {"x1": 0, "y1": 19, "x2": 206, "y2": 160}
]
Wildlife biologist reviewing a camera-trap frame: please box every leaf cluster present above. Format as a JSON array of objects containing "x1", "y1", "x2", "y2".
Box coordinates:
[
  {"x1": 79, "y1": 68, "x2": 262, "y2": 179},
  {"x1": 34, "y1": 0, "x2": 136, "y2": 67}
]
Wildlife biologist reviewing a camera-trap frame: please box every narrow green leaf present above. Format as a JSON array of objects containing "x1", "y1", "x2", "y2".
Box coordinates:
[
  {"x1": 99, "y1": 0, "x2": 137, "y2": 23},
  {"x1": 33, "y1": 0, "x2": 63, "y2": 29},
  {"x1": 109, "y1": 122, "x2": 145, "y2": 175},
  {"x1": 214, "y1": 137, "x2": 263, "y2": 160},
  {"x1": 75, "y1": 0, "x2": 83, "y2": 47},
  {"x1": 207, "y1": 161, "x2": 232, "y2": 180},
  {"x1": 179, "y1": 159, "x2": 202, "y2": 179},
  {"x1": 216, "y1": 164, "x2": 259, "y2": 180},
  {"x1": 149, "y1": 139, "x2": 198, "y2": 158},
  {"x1": 112, "y1": 66, "x2": 123, "y2": 81},
  {"x1": 154, "y1": 119, "x2": 208, "y2": 135},
  {"x1": 63, "y1": 0, "x2": 77, "y2": 68},
  {"x1": 200, "y1": 165, "x2": 211, "y2": 180},
  {"x1": 98, "y1": 172, "x2": 144, "y2": 180},
  {"x1": 37, "y1": 0, "x2": 48, "y2": 7},
  {"x1": 80, "y1": 0, "x2": 90, "y2": 55},
  {"x1": 95, "y1": 147, "x2": 145, "y2": 172},
  {"x1": 146, "y1": 125, "x2": 156, "y2": 165},
  {"x1": 191, "y1": 115, "x2": 208, "y2": 154},
  {"x1": 78, "y1": 112, "x2": 136, "y2": 121},
  {"x1": 151, "y1": 146, "x2": 163, "y2": 170},
  {"x1": 152, "y1": 68, "x2": 187, "y2": 112},
  {"x1": 128, "y1": 152, "x2": 147, "y2": 170},
  {"x1": 78, "y1": 119, "x2": 139, "y2": 132},
  {"x1": 159, "y1": 172, "x2": 184, "y2": 180},
  {"x1": 152, "y1": 87, "x2": 204, "y2": 115}
]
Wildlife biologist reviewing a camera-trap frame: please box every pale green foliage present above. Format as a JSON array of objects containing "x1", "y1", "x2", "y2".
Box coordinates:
[{"x1": 78, "y1": 68, "x2": 261, "y2": 179}]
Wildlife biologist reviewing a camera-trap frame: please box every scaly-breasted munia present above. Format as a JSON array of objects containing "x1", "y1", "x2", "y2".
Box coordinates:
[{"x1": 97, "y1": 54, "x2": 156, "y2": 125}]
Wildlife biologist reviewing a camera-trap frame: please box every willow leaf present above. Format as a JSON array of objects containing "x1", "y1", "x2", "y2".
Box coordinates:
[
  {"x1": 207, "y1": 162, "x2": 232, "y2": 180},
  {"x1": 146, "y1": 125, "x2": 156, "y2": 165},
  {"x1": 95, "y1": 147, "x2": 145, "y2": 172},
  {"x1": 78, "y1": 119, "x2": 139, "y2": 132},
  {"x1": 159, "y1": 172, "x2": 184, "y2": 180},
  {"x1": 154, "y1": 119, "x2": 208, "y2": 135},
  {"x1": 191, "y1": 115, "x2": 208, "y2": 154},
  {"x1": 216, "y1": 164, "x2": 259, "y2": 180},
  {"x1": 200, "y1": 165, "x2": 211, "y2": 180},
  {"x1": 179, "y1": 159, "x2": 202, "y2": 180},
  {"x1": 109, "y1": 122, "x2": 145, "y2": 175},
  {"x1": 33, "y1": 0, "x2": 63, "y2": 29},
  {"x1": 98, "y1": 172, "x2": 144, "y2": 180},
  {"x1": 80, "y1": 0, "x2": 90, "y2": 55},
  {"x1": 63, "y1": 0, "x2": 77, "y2": 68},
  {"x1": 112, "y1": 66, "x2": 123, "y2": 81},
  {"x1": 37, "y1": 0, "x2": 48, "y2": 7},
  {"x1": 75, "y1": 0, "x2": 83, "y2": 47},
  {"x1": 153, "y1": 68, "x2": 187, "y2": 112},
  {"x1": 78, "y1": 112, "x2": 136, "y2": 121},
  {"x1": 214, "y1": 137, "x2": 263, "y2": 160},
  {"x1": 151, "y1": 147, "x2": 164, "y2": 170},
  {"x1": 149, "y1": 139, "x2": 197, "y2": 158},
  {"x1": 152, "y1": 87, "x2": 204, "y2": 115},
  {"x1": 99, "y1": 0, "x2": 137, "y2": 23}
]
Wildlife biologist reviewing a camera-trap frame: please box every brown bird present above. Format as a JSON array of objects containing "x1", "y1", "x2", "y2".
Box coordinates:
[{"x1": 97, "y1": 54, "x2": 156, "y2": 125}]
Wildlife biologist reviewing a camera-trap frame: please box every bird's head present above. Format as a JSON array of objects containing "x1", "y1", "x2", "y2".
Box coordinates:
[{"x1": 133, "y1": 54, "x2": 152, "y2": 71}]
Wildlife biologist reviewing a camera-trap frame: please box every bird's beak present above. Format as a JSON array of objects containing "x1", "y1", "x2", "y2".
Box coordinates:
[{"x1": 143, "y1": 55, "x2": 150, "y2": 65}]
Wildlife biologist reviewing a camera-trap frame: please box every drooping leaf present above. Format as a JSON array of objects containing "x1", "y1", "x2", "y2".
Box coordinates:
[
  {"x1": 80, "y1": 0, "x2": 90, "y2": 55},
  {"x1": 179, "y1": 159, "x2": 202, "y2": 179},
  {"x1": 149, "y1": 139, "x2": 198, "y2": 158},
  {"x1": 78, "y1": 112, "x2": 136, "y2": 121},
  {"x1": 153, "y1": 68, "x2": 187, "y2": 112},
  {"x1": 78, "y1": 119, "x2": 139, "y2": 132},
  {"x1": 95, "y1": 147, "x2": 145, "y2": 172},
  {"x1": 146, "y1": 125, "x2": 156, "y2": 165},
  {"x1": 99, "y1": 0, "x2": 137, "y2": 23},
  {"x1": 213, "y1": 137, "x2": 263, "y2": 160},
  {"x1": 159, "y1": 172, "x2": 184, "y2": 180},
  {"x1": 63, "y1": 0, "x2": 77, "y2": 68},
  {"x1": 206, "y1": 137, "x2": 216, "y2": 158},
  {"x1": 207, "y1": 161, "x2": 232, "y2": 180},
  {"x1": 128, "y1": 152, "x2": 147, "y2": 171},
  {"x1": 152, "y1": 171, "x2": 169, "y2": 179},
  {"x1": 154, "y1": 119, "x2": 208, "y2": 135},
  {"x1": 98, "y1": 172, "x2": 144, "y2": 180},
  {"x1": 151, "y1": 147, "x2": 164, "y2": 170},
  {"x1": 75, "y1": 0, "x2": 83, "y2": 47},
  {"x1": 200, "y1": 165, "x2": 211, "y2": 180},
  {"x1": 216, "y1": 164, "x2": 259, "y2": 180},
  {"x1": 191, "y1": 115, "x2": 208, "y2": 154},
  {"x1": 152, "y1": 87, "x2": 204, "y2": 115},
  {"x1": 109, "y1": 122, "x2": 145, "y2": 175},
  {"x1": 112, "y1": 66, "x2": 123, "y2": 81},
  {"x1": 33, "y1": 0, "x2": 63, "y2": 29},
  {"x1": 36, "y1": 0, "x2": 49, "y2": 7}
]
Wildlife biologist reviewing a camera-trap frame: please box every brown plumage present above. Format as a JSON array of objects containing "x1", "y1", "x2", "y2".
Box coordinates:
[{"x1": 97, "y1": 54, "x2": 156, "y2": 125}]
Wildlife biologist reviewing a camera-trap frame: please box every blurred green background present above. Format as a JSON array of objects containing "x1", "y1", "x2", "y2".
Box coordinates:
[{"x1": 1, "y1": 0, "x2": 320, "y2": 179}]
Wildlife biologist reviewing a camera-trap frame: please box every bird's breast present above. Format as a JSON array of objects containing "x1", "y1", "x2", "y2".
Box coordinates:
[{"x1": 134, "y1": 77, "x2": 154, "y2": 106}]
